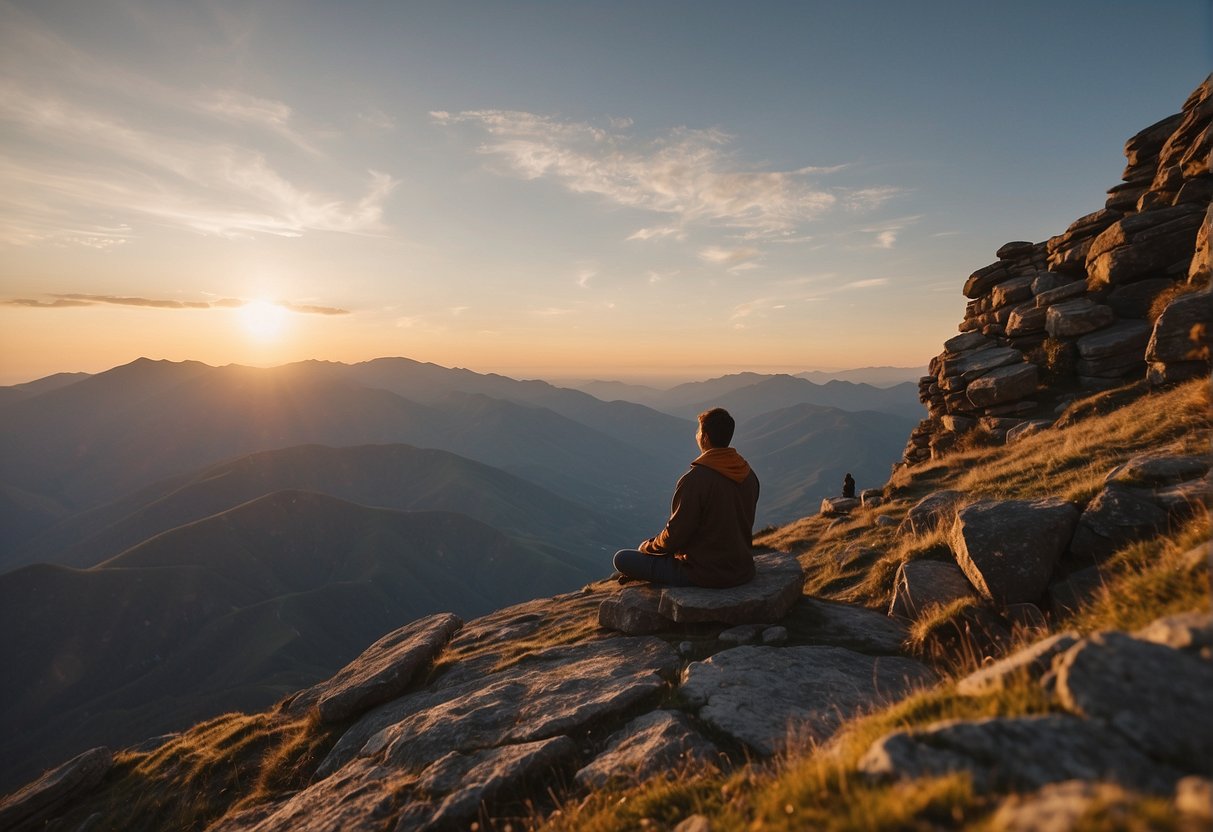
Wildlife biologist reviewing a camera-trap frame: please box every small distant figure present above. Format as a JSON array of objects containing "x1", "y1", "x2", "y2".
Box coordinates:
[{"x1": 842, "y1": 472, "x2": 856, "y2": 499}]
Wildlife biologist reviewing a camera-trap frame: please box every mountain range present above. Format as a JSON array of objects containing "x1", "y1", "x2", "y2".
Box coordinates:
[{"x1": 0, "y1": 356, "x2": 918, "y2": 787}]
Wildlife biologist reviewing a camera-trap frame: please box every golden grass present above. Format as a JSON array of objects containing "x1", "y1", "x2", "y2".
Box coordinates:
[
  {"x1": 539, "y1": 378, "x2": 1211, "y2": 831},
  {"x1": 49, "y1": 711, "x2": 341, "y2": 832}
]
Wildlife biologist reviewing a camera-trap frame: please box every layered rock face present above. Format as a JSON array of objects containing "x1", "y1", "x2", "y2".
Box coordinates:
[{"x1": 907, "y1": 75, "x2": 1212, "y2": 465}]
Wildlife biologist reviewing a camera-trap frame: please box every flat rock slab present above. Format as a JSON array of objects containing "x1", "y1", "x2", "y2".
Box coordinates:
[
  {"x1": 599, "y1": 553, "x2": 804, "y2": 633},
  {"x1": 207, "y1": 758, "x2": 416, "y2": 832},
  {"x1": 858, "y1": 714, "x2": 1180, "y2": 795},
  {"x1": 1075, "y1": 319, "x2": 1152, "y2": 359},
  {"x1": 574, "y1": 710, "x2": 719, "y2": 789},
  {"x1": 784, "y1": 596, "x2": 911, "y2": 654},
  {"x1": 680, "y1": 645, "x2": 937, "y2": 756},
  {"x1": 666, "y1": 553, "x2": 805, "y2": 625},
  {"x1": 1105, "y1": 453, "x2": 1210, "y2": 487},
  {"x1": 950, "y1": 498, "x2": 1079, "y2": 604},
  {"x1": 820, "y1": 496, "x2": 861, "y2": 515},
  {"x1": 1054, "y1": 631, "x2": 1213, "y2": 770},
  {"x1": 409, "y1": 737, "x2": 577, "y2": 831},
  {"x1": 1068, "y1": 484, "x2": 1170, "y2": 562},
  {"x1": 888, "y1": 559, "x2": 976, "y2": 620},
  {"x1": 319, "y1": 636, "x2": 679, "y2": 776},
  {"x1": 0, "y1": 747, "x2": 112, "y2": 831},
  {"x1": 290, "y1": 612, "x2": 463, "y2": 723}
]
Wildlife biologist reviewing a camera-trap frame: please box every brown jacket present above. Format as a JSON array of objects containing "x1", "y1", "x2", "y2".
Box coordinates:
[{"x1": 639, "y1": 447, "x2": 760, "y2": 588}]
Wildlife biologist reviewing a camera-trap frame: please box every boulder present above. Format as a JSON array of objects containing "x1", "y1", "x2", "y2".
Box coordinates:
[
  {"x1": 1054, "y1": 631, "x2": 1213, "y2": 770},
  {"x1": 658, "y1": 553, "x2": 805, "y2": 625},
  {"x1": 1087, "y1": 212, "x2": 1204, "y2": 286},
  {"x1": 318, "y1": 636, "x2": 679, "y2": 777},
  {"x1": 1047, "y1": 567, "x2": 1108, "y2": 617},
  {"x1": 1005, "y1": 420, "x2": 1051, "y2": 443},
  {"x1": 820, "y1": 496, "x2": 861, "y2": 515},
  {"x1": 966, "y1": 363, "x2": 1038, "y2": 408},
  {"x1": 991, "y1": 276, "x2": 1035, "y2": 308},
  {"x1": 1045, "y1": 299, "x2": 1115, "y2": 338},
  {"x1": 1146, "y1": 290, "x2": 1212, "y2": 364},
  {"x1": 955, "y1": 631, "x2": 1080, "y2": 696},
  {"x1": 1005, "y1": 304, "x2": 1046, "y2": 336},
  {"x1": 1073, "y1": 351, "x2": 1145, "y2": 379},
  {"x1": 940, "y1": 346, "x2": 1024, "y2": 382},
  {"x1": 949, "y1": 498, "x2": 1080, "y2": 604},
  {"x1": 784, "y1": 596, "x2": 912, "y2": 655},
  {"x1": 288, "y1": 613, "x2": 463, "y2": 723},
  {"x1": 1133, "y1": 610, "x2": 1213, "y2": 652},
  {"x1": 598, "y1": 553, "x2": 805, "y2": 633},
  {"x1": 718, "y1": 623, "x2": 763, "y2": 644},
  {"x1": 1105, "y1": 453, "x2": 1210, "y2": 487},
  {"x1": 996, "y1": 241, "x2": 1038, "y2": 260},
  {"x1": 413, "y1": 737, "x2": 578, "y2": 830},
  {"x1": 887, "y1": 560, "x2": 976, "y2": 620},
  {"x1": 597, "y1": 585, "x2": 667, "y2": 635},
  {"x1": 857, "y1": 714, "x2": 1180, "y2": 795},
  {"x1": 1075, "y1": 320, "x2": 1152, "y2": 359},
  {"x1": 943, "y1": 332, "x2": 994, "y2": 354},
  {"x1": 963, "y1": 261, "x2": 1013, "y2": 299},
  {"x1": 1068, "y1": 484, "x2": 1170, "y2": 562},
  {"x1": 573, "y1": 711, "x2": 719, "y2": 789},
  {"x1": 761, "y1": 626, "x2": 788, "y2": 645},
  {"x1": 900, "y1": 490, "x2": 965, "y2": 535},
  {"x1": 1033, "y1": 280, "x2": 1089, "y2": 308},
  {"x1": 988, "y1": 781, "x2": 1136, "y2": 832},
  {"x1": 1107, "y1": 278, "x2": 1173, "y2": 319},
  {"x1": 680, "y1": 645, "x2": 936, "y2": 756},
  {"x1": 0, "y1": 747, "x2": 113, "y2": 831}
]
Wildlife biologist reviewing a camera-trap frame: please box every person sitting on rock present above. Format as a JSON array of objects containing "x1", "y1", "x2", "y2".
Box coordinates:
[
  {"x1": 613, "y1": 407, "x2": 760, "y2": 587},
  {"x1": 842, "y1": 472, "x2": 856, "y2": 499}
]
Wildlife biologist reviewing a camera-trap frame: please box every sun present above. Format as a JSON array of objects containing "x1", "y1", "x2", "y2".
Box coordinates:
[{"x1": 238, "y1": 299, "x2": 289, "y2": 341}]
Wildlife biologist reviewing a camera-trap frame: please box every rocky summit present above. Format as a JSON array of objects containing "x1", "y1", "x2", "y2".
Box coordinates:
[
  {"x1": 2, "y1": 77, "x2": 1210, "y2": 832},
  {"x1": 906, "y1": 73, "x2": 1211, "y2": 467}
]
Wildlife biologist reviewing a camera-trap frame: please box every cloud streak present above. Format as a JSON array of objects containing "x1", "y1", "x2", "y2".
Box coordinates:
[
  {"x1": 434, "y1": 110, "x2": 883, "y2": 241},
  {"x1": 0, "y1": 8, "x2": 397, "y2": 246},
  {"x1": 2, "y1": 293, "x2": 350, "y2": 314}
]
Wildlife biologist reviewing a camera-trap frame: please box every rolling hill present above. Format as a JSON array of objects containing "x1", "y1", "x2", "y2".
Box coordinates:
[
  {"x1": 9, "y1": 443, "x2": 628, "y2": 572},
  {"x1": 0, "y1": 359, "x2": 683, "y2": 529},
  {"x1": 735, "y1": 403, "x2": 918, "y2": 525},
  {"x1": 0, "y1": 489, "x2": 596, "y2": 791}
]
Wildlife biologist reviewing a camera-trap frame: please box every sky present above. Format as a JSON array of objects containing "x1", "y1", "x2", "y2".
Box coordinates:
[{"x1": 1, "y1": 1, "x2": 1210, "y2": 386}]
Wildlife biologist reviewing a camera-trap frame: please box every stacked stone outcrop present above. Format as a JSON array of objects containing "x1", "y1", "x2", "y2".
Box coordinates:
[{"x1": 907, "y1": 75, "x2": 1212, "y2": 466}]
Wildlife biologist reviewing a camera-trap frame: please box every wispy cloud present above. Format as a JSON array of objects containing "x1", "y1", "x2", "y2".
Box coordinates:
[
  {"x1": 0, "y1": 8, "x2": 397, "y2": 246},
  {"x1": 2, "y1": 293, "x2": 350, "y2": 314},
  {"x1": 698, "y1": 245, "x2": 762, "y2": 271},
  {"x1": 532, "y1": 306, "x2": 575, "y2": 316},
  {"x1": 839, "y1": 278, "x2": 889, "y2": 290},
  {"x1": 575, "y1": 268, "x2": 597, "y2": 288},
  {"x1": 433, "y1": 110, "x2": 875, "y2": 241}
]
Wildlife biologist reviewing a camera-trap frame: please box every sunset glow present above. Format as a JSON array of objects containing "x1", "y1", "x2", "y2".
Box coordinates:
[{"x1": 0, "y1": 1, "x2": 1209, "y2": 385}]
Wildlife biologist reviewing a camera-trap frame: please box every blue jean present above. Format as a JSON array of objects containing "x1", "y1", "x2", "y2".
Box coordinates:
[{"x1": 613, "y1": 549, "x2": 697, "y2": 587}]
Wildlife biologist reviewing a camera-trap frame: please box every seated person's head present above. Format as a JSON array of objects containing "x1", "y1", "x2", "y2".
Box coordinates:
[{"x1": 697, "y1": 408, "x2": 735, "y2": 449}]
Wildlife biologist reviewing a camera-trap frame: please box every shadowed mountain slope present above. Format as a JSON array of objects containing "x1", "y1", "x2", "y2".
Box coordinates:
[
  {"x1": 675, "y1": 374, "x2": 921, "y2": 421},
  {"x1": 10, "y1": 443, "x2": 627, "y2": 572},
  {"x1": 735, "y1": 404, "x2": 918, "y2": 525},
  {"x1": 0, "y1": 359, "x2": 681, "y2": 530},
  {"x1": 0, "y1": 489, "x2": 593, "y2": 791}
]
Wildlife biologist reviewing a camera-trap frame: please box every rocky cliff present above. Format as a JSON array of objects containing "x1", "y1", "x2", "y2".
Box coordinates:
[{"x1": 905, "y1": 74, "x2": 1212, "y2": 465}]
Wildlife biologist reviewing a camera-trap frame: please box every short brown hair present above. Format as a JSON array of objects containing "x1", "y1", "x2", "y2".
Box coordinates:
[{"x1": 698, "y1": 408, "x2": 735, "y2": 447}]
